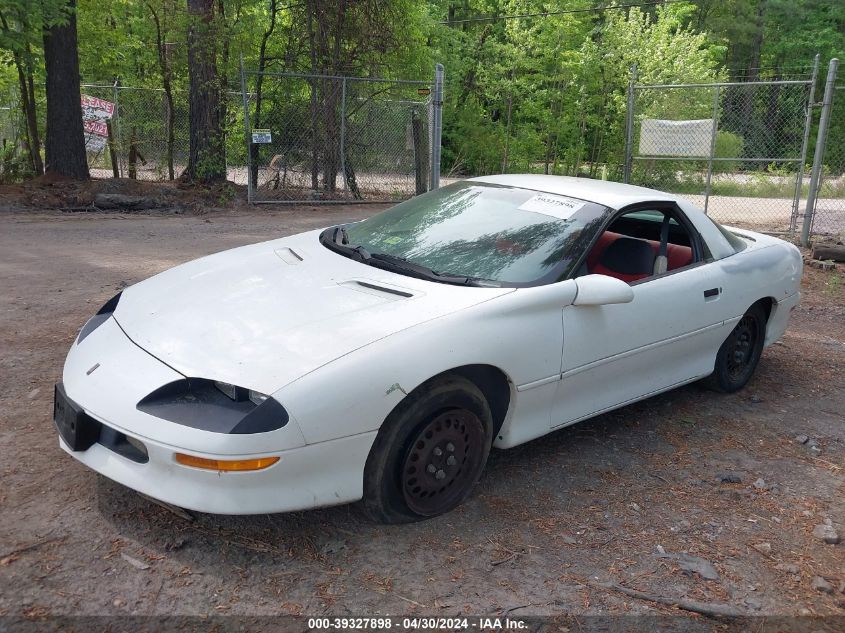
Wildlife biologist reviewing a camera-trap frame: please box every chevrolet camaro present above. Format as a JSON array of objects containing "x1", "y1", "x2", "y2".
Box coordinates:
[{"x1": 54, "y1": 175, "x2": 802, "y2": 522}]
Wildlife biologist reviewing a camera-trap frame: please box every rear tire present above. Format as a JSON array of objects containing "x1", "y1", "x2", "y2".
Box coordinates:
[
  {"x1": 363, "y1": 375, "x2": 493, "y2": 524},
  {"x1": 705, "y1": 303, "x2": 767, "y2": 393}
]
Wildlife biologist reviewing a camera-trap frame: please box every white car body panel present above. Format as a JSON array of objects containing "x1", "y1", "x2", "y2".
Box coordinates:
[
  {"x1": 56, "y1": 175, "x2": 803, "y2": 515},
  {"x1": 276, "y1": 281, "x2": 579, "y2": 445},
  {"x1": 113, "y1": 229, "x2": 513, "y2": 396},
  {"x1": 555, "y1": 264, "x2": 728, "y2": 429}
]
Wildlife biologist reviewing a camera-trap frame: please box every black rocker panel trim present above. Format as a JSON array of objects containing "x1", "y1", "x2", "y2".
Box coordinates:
[{"x1": 137, "y1": 378, "x2": 289, "y2": 434}]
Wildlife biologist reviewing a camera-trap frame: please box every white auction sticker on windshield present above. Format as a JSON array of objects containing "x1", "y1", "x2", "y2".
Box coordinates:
[{"x1": 518, "y1": 193, "x2": 585, "y2": 219}]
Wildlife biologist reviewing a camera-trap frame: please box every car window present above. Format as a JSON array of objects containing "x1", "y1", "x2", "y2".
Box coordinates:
[
  {"x1": 712, "y1": 221, "x2": 749, "y2": 253},
  {"x1": 583, "y1": 208, "x2": 697, "y2": 284},
  {"x1": 339, "y1": 181, "x2": 610, "y2": 286}
]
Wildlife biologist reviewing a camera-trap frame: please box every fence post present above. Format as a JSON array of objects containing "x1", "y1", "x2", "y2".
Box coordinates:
[
  {"x1": 623, "y1": 64, "x2": 637, "y2": 184},
  {"x1": 802, "y1": 57, "x2": 839, "y2": 246},
  {"x1": 791, "y1": 54, "x2": 820, "y2": 233},
  {"x1": 703, "y1": 85, "x2": 720, "y2": 215},
  {"x1": 339, "y1": 77, "x2": 347, "y2": 195},
  {"x1": 239, "y1": 55, "x2": 253, "y2": 204},
  {"x1": 430, "y1": 63, "x2": 444, "y2": 190},
  {"x1": 112, "y1": 80, "x2": 122, "y2": 178}
]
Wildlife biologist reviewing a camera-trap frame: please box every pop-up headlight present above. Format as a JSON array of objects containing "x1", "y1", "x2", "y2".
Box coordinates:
[{"x1": 138, "y1": 378, "x2": 287, "y2": 435}]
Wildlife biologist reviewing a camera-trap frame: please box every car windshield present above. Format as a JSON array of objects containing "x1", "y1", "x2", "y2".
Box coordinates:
[{"x1": 334, "y1": 182, "x2": 609, "y2": 286}]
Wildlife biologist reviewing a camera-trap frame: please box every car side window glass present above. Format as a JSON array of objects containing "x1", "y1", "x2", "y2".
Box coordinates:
[{"x1": 584, "y1": 209, "x2": 697, "y2": 284}]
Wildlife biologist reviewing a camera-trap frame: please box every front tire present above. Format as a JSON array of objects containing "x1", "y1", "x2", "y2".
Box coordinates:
[
  {"x1": 705, "y1": 303, "x2": 767, "y2": 393},
  {"x1": 363, "y1": 376, "x2": 493, "y2": 523}
]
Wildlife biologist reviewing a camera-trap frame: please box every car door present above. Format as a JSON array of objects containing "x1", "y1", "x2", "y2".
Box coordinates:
[{"x1": 549, "y1": 203, "x2": 730, "y2": 429}]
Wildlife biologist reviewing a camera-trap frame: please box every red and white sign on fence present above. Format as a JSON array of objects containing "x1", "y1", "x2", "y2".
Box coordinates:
[
  {"x1": 81, "y1": 95, "x2": 115, "y2": 121},
  {"x1": 81, "y1": 94, "x2": 115, "y2": 152}
]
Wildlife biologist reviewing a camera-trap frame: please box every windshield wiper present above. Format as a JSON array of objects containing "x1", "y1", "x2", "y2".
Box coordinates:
[
  {"x1": 320, "y1": 226, "x2": 488, "y2": 287},
  {"x1": 368, "y1": 252, "x2": 484, "y2": 286},
  {"x1": 333, "y1": 226, "x2": 350, "y2": 245},
  {"x1": 329, "y1": 226, "x2": 372, "y2": 261}
]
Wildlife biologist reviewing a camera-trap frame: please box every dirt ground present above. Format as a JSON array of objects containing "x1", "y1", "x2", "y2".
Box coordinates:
[{"x1": 0, "y1": 195, "x2": 843, "y2": 628}]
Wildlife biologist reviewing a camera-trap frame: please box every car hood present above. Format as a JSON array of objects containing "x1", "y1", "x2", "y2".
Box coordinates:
[{"x1": 114, "y1": 229, "x2": 513, "y2": 395}]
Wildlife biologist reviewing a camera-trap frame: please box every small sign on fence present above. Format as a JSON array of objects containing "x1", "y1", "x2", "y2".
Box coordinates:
[
  {"x1": 639, "y1": 118, "x2": 713, "y2": 158},
  {"x1": 81, "y1": 94, "x2": 115, "y2": 153},
  {"x1": 252, "y1": 129, "x2": 272, "y2": 144}
]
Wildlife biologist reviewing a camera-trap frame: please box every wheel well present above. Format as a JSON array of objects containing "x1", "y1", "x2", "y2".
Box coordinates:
[
  {"x1": 403, "y1": 365, "x2": 511, "y2": 437},
  {"x1": 446, "y1": 365, "x2": 512, "y2": 437},
  {"x1": 752, "y1": 297, "x2": 774, "y2": 321}
]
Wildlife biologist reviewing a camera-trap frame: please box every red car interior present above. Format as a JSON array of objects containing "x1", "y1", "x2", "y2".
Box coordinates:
[{"x1": 586, "y1": 231, "x2": 693, "y2": 283}]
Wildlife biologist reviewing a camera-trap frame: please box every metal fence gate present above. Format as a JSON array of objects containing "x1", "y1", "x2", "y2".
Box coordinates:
[
  {"x1": 240, "y1": 64, "x2": 443, "y2": 204},
  {"x1": 624, "y1": 66, "x2": 818, "y2": 235}
]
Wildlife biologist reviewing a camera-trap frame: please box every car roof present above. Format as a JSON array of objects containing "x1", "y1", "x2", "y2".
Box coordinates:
[{"x1": 467, "y1": 174, "x2": 679, "y2": 210}]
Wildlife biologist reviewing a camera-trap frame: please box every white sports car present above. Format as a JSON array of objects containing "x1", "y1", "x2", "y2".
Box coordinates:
[{"x1": 54, "y1": 175, "x2": 802, "y2": 522}]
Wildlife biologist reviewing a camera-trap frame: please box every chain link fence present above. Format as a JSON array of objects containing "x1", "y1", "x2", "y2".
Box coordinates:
[
  {"x1": 239, "y1": 70, "x2": 435, "y2": 203},
  {"x1": 0, "y1": 90, "x2": 35, "y2": 183},
  {"x1": 624, "y1": 74, "x2": 816, "y2": 235},
  {"x1": 1, "y1": 61, "x2": 842, "y2": 240},
  {"x1": 0, "y1": 82, "x2": 241, "y2": 182},
  {"x1": 82, "y1": 84, "x2": 247, "y2": 182},
  {"x1": 0, "y1": 102, "x2": 21, "y2": 176},
  {"x1": 82, "y1": 84, "x2": 189, "y2": 180},
  {"x1": 809, "y1": 84, "x2": 845, "y2": 239}
]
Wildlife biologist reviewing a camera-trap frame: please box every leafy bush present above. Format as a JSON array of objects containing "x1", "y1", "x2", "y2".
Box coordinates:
[{"x1": 0, "y1": 144, "x2": 34, "y2": 184}]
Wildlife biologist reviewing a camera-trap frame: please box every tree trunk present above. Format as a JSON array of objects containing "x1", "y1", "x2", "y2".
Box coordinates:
[
  {"x1": 217, "y1": 0, "x2": 228, "y2": 169},
  {"x1": 322, "y1": 81, "x2": 339, "y2": 191},
  {"x1": 148, "y1": 1, "x2": 176, "y2": 180},
  {"x1": 42, "y1": 0, "x2": 88, "y2": 179},
  {"x1": 320, "y1": 0, "x2": 347, "y2": 192},
  {"x1": 128, "y1": 127, "x2": 138, "y2": 180},
  {"x1": 13, "y1": 55, "x2": 43, "y2": 175},
  {"x1": 740, "y1": 0, "x2": 766, "y2": 143},
  {"x1": 24, "y1": 43, "x2": 42, "y2": 174},
  {"x1": 184, "y1": 0, "x2": 225, "y2": 182},
  {"x1": 106, "y1": 120, "x2": 119, "y2": 178},
  {"x1": 250, "y1": 0, "x2": 278, "y2": 189},
  {"x1": 0, "y1": 10, "x2": 44, "y2": 175},
  {"x1": 306, "y1": 0, "x2": 319, "y2": 190}
]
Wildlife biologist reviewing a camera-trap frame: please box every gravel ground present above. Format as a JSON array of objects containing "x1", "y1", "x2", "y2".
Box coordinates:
[{"x1": 0, "y1": 206, "x2": 843, "y2": 628}]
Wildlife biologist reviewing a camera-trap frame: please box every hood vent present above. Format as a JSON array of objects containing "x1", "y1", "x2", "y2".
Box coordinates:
[
  {"x1": 275, "y1": 247, "x2": 304, "y2": 265},
  {"x1": 356, "y1": 281, "x2": 413, "y2": 297},
  {"x1": 339, "y1": 279, "x2": 414, "y2": 299}
]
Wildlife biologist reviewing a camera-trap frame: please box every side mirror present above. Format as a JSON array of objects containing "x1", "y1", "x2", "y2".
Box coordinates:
[{"x1": 573, "y1": 274, "x2": 634, "y2": 306}]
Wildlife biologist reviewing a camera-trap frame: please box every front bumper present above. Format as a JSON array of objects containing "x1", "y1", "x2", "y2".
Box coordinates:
[{"x1": 59, "y1": 426, "x2": 377, "y2": 515}]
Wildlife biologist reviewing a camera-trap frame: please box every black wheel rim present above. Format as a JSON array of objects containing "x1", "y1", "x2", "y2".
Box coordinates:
[
  {"x1": 725, "y1": 314, "x2": 759, "y2": 381},
  {"x1": 401, "y1": 409, "x2": 485, "y2": 516}
]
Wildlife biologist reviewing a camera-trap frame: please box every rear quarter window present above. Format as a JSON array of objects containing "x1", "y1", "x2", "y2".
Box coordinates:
[{"x1": 714, "y1": 223, "x2": 749, "y2": 253}]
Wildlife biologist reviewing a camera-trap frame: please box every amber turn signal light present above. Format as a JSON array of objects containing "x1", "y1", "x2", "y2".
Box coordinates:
[{"x1": 174, "y1": 453, "x2": 279, "y2": 471}]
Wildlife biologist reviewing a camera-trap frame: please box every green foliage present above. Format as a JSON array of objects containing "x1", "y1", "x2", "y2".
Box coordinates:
[
  {"x1": 427, "y1": 2, "x2": 729, "y2": 177},
  {"x1": 713, "y1": 130, "x2": 744, "y2": 172},
  {"x1": 0, "y1": 139, "x2": 34, "y2": 182},
  {"x1": 0, "y1": 0, "x2": 842, "y2": 185}
]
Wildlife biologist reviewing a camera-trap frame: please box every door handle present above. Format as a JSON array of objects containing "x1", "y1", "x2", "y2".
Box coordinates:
[{"x1": 704, "y1": 287, "x2": 721, "y2": 299}]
